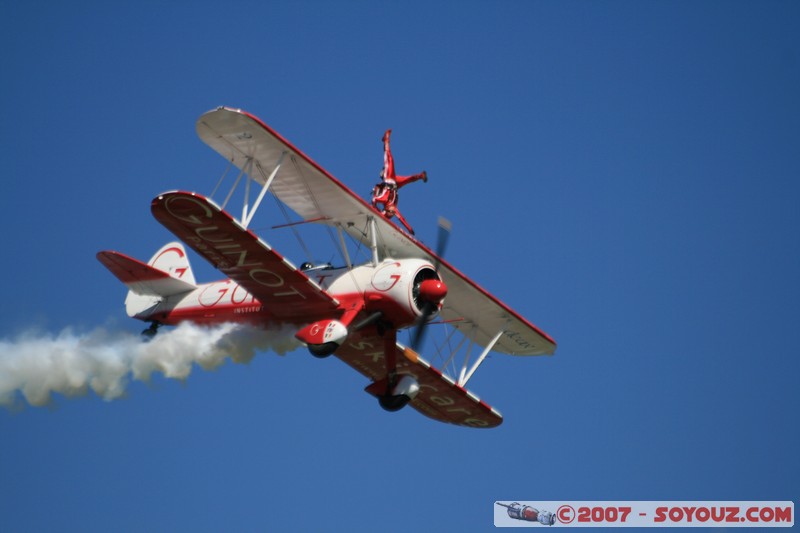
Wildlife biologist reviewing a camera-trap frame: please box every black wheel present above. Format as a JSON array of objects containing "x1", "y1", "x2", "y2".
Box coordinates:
[
  {"x1": 378, "y1": 394, "x2": 411, "y2": 412},
  {"x1": 141, "y1": 322, "x2": 160, "y2": 340},
  {"x1": 308, "y1": 342, "x2": 338, "y2": 358}
]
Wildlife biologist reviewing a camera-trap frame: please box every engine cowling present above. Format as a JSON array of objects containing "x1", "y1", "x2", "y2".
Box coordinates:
[
  {"x1": 319, "y1": 259, "x2": 448, "y2": 329},
  {"x1": 295, "y1": 319, "x2": 348, "y2": 358}
]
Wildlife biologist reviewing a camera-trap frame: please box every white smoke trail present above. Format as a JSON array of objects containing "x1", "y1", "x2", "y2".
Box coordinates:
[{"x1": 0, "y1": 322, "x2": 300, "y2": 408}]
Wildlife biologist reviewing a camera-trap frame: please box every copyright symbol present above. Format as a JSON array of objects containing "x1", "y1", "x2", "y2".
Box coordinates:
[{"x1": 557, "y1": 505, "x2": 575, "y2": 524}]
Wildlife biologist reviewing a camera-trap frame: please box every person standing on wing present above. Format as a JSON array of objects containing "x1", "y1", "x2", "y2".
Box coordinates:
[{"x1": 371, "y1": 129, "x2": 427, "y2": 235}]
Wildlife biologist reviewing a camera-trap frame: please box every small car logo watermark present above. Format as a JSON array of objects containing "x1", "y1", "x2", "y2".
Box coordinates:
[{"x1": 496, "y1": 502, "x2": 556, "y2": 525}]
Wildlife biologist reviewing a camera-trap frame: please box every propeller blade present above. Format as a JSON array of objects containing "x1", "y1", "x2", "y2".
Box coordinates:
[
  {"x1": 434, "y1": 216, "x2": 452, "y2": 269},
  {"x1": 410, "y1": 302, "x2": 436, "y2": 352},
  {"x1": 408, "y1": 217, "x2": 453, "y2": 354}
]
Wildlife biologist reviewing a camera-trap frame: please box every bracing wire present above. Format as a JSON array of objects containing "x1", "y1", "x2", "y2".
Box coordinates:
[
  {"x1": 432, "y1": 324, "x2": 460, "y2": 379},
  {"x1": 289, "y1": 155, "x2": 348, "y2": 265},
  {"x1": 209, "y1": 157, "x2": 235, "y2": 199},
  {"x1": 270, "y1": 192, "x2": 314, "y2": 263}
]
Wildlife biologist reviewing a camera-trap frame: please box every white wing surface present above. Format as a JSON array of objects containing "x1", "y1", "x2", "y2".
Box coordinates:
[{"x1": 196, "y1": 107, "x2": 556, "y2": 356}]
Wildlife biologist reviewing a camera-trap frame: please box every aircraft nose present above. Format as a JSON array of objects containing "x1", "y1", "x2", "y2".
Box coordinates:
[{"x1": 418, "y1": 279, "x2": 448, "y2": 304}]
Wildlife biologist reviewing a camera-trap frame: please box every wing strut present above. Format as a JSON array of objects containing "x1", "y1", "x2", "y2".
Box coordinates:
[
  {"x1": 243, "y1": 151, "x2": 287, "y2": 229},
  {"x1": 212, "y1": 149, "x2": 289, "y2": 230},
  {"x1": 336, "y1": 224, "x2": 354, "y2": 269},
  {"x1": 369, "y1": 216, "x2": 379, "y2": 266},
  {"x1": 456, "y1": 324, "x2": 478, "y2": 385},
  {"x1": 459, "y1": 328, "x2": 506, "y2": 387},
  {"x1": 221, "y1": 156, "x2": 253, "y2": 211}
]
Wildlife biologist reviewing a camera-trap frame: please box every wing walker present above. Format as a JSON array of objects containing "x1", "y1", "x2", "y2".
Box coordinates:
[{"x1": 98, "y1": 107, "x2": 556, "y2": 428}]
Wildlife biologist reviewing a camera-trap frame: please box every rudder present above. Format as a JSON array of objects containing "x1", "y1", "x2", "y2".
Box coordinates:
[{"x1": 147, "y1": 242, "x2": 196, "y2": 286}]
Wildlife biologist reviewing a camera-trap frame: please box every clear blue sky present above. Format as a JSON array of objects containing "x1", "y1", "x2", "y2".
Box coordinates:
[{"x1": 1, "y1": 1, "x2": 798, "y2": 531}]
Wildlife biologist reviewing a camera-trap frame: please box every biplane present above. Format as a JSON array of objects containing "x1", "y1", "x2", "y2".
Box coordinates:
[{"x1": 97, "y1": 107, "x2": 556, "y2": 428}]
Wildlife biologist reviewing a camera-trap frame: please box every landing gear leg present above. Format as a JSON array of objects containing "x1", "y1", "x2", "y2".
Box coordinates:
[
  {"x1": 374, "y1": 325, "x2": 420, "y2": 412},
  {"x1": 142, "y1": 322, "x2": 161, "y2": 340}
]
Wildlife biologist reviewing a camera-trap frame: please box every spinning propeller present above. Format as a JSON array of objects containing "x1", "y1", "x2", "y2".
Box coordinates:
[{"x1": 409, "y1": 216, "x2": 452, "y2": 352}]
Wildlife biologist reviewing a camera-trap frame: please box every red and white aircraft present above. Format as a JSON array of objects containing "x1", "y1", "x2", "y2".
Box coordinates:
[{"x1": 97, "y1": 107, "x2": 556, "y2": 428}]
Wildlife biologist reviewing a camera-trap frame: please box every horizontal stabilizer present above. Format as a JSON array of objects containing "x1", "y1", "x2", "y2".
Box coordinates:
[{"x1": 97, "y1": 250, "x2": 197, "y2": 297}]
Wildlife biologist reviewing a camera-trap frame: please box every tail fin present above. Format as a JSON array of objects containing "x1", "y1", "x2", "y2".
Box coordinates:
[
  {"x1": 146, "y1": 242, "x2": 197, "y2": 287},
  {"x1": 97, "y1": 242, "x2": 197, "y2": 318}
]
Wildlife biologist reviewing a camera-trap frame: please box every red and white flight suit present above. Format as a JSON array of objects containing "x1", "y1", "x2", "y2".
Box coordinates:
[{"x1": 371, "y1": 129, "x2": 427, "y2": 235}]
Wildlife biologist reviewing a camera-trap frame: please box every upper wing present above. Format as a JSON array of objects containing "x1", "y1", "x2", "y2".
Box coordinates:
[
  {"x1": 197, "y1": 107, "x2": 366, "y2": 223},
  {"x1": 196, "y1": 107, "x2": 556, "y2": 354},
  {"x1": 334, "y1": 331, "x2": 503, "y2": 428},
  {"x1": 196, "y1": 107, "x2": 438, "y2": 260},
  {"x1": 436, "y1": 260, "x2": 557, "y2": 356},
  {"x1": 151, "y1": 191, "x2": 339, "y2": 320}
]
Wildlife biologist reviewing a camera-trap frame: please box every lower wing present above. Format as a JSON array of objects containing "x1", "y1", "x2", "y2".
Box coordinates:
[
  {"x1": 334, "y1": 332, "x2": 503, "y2": 428},
  {"x1": 150, "y1": 191, "x2": 339, "y2": 320}
]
